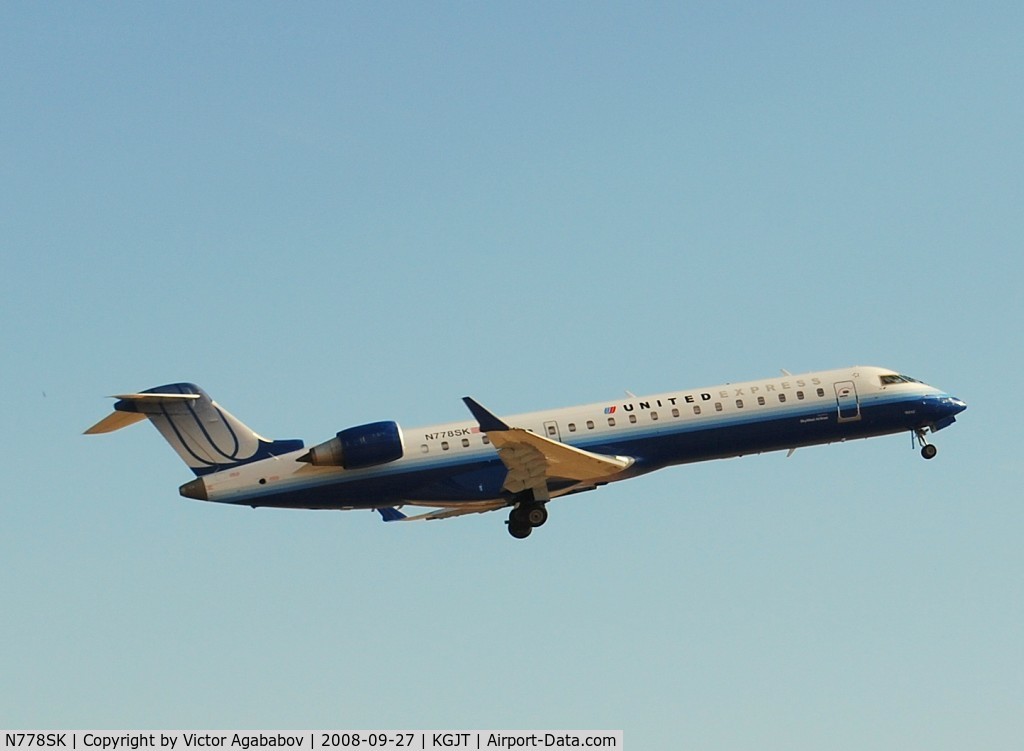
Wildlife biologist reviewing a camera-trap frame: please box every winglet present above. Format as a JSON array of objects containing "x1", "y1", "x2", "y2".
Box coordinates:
[
  {"x1": 377, "y1": 506, "x2": 408, "y2": 522},
  {"x1": 462, "y1": 397, "x2": 511, "y2": 432}
]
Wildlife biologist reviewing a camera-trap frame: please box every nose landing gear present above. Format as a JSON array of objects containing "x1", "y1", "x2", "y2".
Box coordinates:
[{"x1": 915, "y1": 429, "x2": 938, "y2": 459}]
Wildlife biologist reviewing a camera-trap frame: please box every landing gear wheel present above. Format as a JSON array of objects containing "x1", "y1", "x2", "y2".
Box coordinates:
[
  {"x1": 507, "y1": 520, "x2": 532, "y2": 539},
  {"x1": 914, "y1": 428, "x2": 938, "y2": 460},
  {"x1": 526, "y1": 504, "x2": 548, "y2": 527},
  {"x1": 510, "y1": 500, "x2": 548, "y2": 527},
  {"x1": 507, "y1": 500, "x2": 547, "y2": 538}
]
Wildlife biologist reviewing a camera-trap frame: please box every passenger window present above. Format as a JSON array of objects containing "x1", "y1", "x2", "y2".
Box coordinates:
[
  {"x1": 546, "y1": 424, "x2": 557, "y2": 437},
  {"x1": 693, "y1": 405, "x2": 702, "y2": 415},
  {"x1": 568, "y1": 423, "x2": 577, "y2": 432},
  {"x1": 778, "y1": 393, "x2": 787, "y2": 403},
  {"x1": 817, "y1": 388, "x2": 825, "y2": 398},
  {"x1": 757, "y1": 396, "x2": 766, "y2": 406},
  {"x1": 441, "y1": 441, "x2": 450, "y2": 450},
  {"x1": 461, "y1": 438, "x2": 469, "y2": 448},
  {"x1": 797, "y1": 391, "x2": 805, "y2": 400},
  {"x1": 482, "y1": 436, "x2": 490, "y2": 445},
  {"x1": 736, "y1": 399, "x2": 744, "y2": 409},
  {"x1": 629, "y1": 414, "x2": 637, "y2": 424},
  {"x1": 671, "y1": 408, "x2": 680, "y2": 418},
  {"x1": 608, "y1": 417, "x2": 616, "y2": 427},
  {"x1": 420, "y1": 444, "x2": 429, "y2": 454},
  {"x1": 651, "y1": 411, "x2": 659, "y2": 421},
  {"x1": 586, "y1": 420, "x2": 595, "y2": 430},
  {"x1": 715, "y1": 402, "x2": 723, "y2": 412}
]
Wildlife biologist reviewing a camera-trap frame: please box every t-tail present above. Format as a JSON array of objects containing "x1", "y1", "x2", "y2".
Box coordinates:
[{"x1": 84, "y1": 383, "x2": 304, "y2": 476}]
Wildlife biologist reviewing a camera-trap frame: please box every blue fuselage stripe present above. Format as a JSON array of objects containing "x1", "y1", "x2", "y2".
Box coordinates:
[{"x1": 238, "y1": 392, "x2": 952, "y2": 510}]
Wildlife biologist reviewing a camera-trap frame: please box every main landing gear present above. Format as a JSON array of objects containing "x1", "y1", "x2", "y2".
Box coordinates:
[
  {"x1": 506, "y1": 496, "x2": 549, "y2": 539},
  {"x1": 915, "y1": 429, "x2": 938, "y2": 460}
]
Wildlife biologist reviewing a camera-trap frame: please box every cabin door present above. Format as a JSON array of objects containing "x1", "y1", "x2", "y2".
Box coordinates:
[
  {"x1": 543, "y1": 420, "x2": 562, "y2": 441},
  {"x1": 834, "y1": 381, "x2": 861, "y2": 422}
]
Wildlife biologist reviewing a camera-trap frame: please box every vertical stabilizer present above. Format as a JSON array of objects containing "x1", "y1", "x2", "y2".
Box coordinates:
[{"x1": 85, "y1": 383, "x2": 304, "y2": 475}]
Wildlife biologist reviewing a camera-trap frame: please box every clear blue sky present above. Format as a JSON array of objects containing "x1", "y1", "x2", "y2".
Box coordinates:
[{"x1": 2, "y1": 2, "x2": 1021, "y2": 747}]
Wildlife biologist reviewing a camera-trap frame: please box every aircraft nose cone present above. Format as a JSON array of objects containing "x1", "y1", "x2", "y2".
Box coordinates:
[{"x1": 947, "y1": 396, "x2": 967, "y2": 415}]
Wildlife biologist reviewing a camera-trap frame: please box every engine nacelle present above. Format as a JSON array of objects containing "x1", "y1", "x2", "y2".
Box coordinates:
[{"x1": 300, "y1": 420, "x2": 404, "y2": 469}]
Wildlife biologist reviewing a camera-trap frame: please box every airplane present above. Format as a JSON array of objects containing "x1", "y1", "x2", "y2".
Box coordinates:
[{"x1": 85, "y1": 365, "x2": 966, "y2": 539}]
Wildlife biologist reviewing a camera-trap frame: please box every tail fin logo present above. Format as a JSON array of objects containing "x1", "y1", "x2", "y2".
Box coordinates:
[{"x1": 87, "y1": 383, "x2": 303, "y2": 475}]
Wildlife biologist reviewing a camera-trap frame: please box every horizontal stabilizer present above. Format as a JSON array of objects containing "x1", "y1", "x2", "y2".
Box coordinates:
[
  {"x1": 111, "y1": 392, "x2": 201, "y2": 403},
  {"x1": 84, "y1": 392, "x2": 200, "y2": 434},
  {"x1": 84, "y1": 410, "x2": 148, "y2": 434}
]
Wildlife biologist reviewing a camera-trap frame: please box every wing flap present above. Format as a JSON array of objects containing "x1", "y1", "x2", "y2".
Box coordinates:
[{"x1": 489, "y1": 428, "x2": 632, "y2": 490}]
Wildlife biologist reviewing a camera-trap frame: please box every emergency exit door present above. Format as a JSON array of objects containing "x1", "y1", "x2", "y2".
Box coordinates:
[{"x1": 543, "y1": 421, "x2": 561, "y2": 441}]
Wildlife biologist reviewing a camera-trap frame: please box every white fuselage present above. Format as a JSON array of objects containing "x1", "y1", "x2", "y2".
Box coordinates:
[{"x1": 190, "y1": 366, "x2": 965, "y2": 512}]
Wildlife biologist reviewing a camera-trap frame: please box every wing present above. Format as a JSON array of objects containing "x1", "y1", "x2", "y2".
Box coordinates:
[
  {"x1": 377, "y1": 501, "x2": 509, "y2": 523},
  {"x1": 462, "y1": 397, "x2": 633, "y2": 498}
]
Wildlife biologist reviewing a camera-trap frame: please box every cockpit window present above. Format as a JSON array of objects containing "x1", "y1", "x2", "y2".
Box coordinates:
[{"x1": 880, "y1": 374, "x2": 923, "y2": 385}]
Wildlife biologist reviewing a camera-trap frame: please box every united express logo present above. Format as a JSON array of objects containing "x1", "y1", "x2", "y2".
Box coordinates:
[{"x1": 605, "y1": 377, "x2": 824, "y2": 415}]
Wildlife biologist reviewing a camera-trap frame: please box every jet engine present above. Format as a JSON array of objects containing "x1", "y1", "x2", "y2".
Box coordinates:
[{"x1": 298, "y1": 420, "x2": 404, "y2": 469}]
